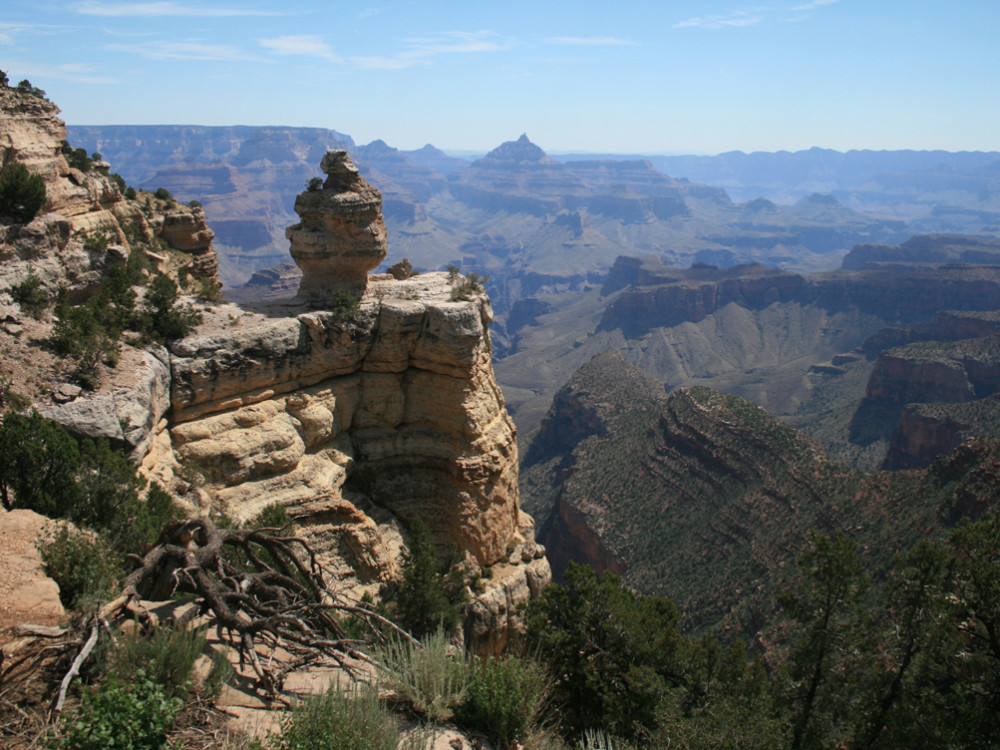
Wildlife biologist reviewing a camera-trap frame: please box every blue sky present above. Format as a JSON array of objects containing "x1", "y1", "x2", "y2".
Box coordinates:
[{"x1": 4, "y1": 1, "x2": 999, "y2": 155}]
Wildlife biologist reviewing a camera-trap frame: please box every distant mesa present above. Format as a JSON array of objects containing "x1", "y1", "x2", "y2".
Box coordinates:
[{"x1": 286, "y1": 149, "x2": 387, "y2": 298}]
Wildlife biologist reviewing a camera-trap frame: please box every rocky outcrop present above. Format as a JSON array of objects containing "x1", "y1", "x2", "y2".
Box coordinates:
[
  {"x1": 164, "y1": 273, "x2": 519, "y2": 566},
  {"x1": 600, "y1": 260, "x2": 807, "y2": 333},
  {"x1": 843, "y1": 234, "x2": 1000, "y2": 270},
  {"x1": 854, "y1": 335, "x2": 1000, "y2": 469},
  {"x1": 3, "y1": 99, "x2": 550, "y2": 652},
  {"x1": 0, "y1": 509, "x2": 65, "y2": 630},
  {"x1": 147, "y1": 270, "x2": 550, "y2": 651},
  {"x1": 286, "y1": 151, "x2": 387, "y2": 298},
  {"x1": 40, "y1": 345, "x2": 172, "y2": 460},
  {"x1": 0, "y1": 87, "x2": 219, "y2": 300}
]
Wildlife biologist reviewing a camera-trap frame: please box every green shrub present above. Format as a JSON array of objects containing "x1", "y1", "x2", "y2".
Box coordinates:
[
  {"x1": 110, "y1": 622, "x2": 206, "y2": 698},
  {"x1": 82, "y1": 232, "x2": 109, "y2": 253},
  {"x1": 1, "y1": 409, "x2": 178, "y2": 557},
  {"x1": 393, "y1": 518, "x2": 465, "y2": 638},
  {"x1": 195, "y1": 277, "x2": 225, "y2": 303},
  {"x1": 124, "y1": 186, "x2": 137, "y2": 200},
  {"x1": 272, "y1": 682, "x2": 398, "y2": 750},
  {"x1": 153, "y1": 187, "x2": 172, "y2": 201},
  {"x1": 11, "y1": 267, "x2": 49, "y2": 318},
  {"x1": 456, "y1": 654, "x2": 549, "y2": 749},
  {"x1": 377, "y1": 629, "x2": 468, "y2": 722},
  {"x1": 451, "y1": 272, "x2": 490, "y2": 301},
  {"x1": 36, "y1": 524, "x2": 122, "y2": 610},
  {"x1": 330, "y1": 290, "x2": 360, "y2": 322},
  {"x1": 61, "y1": 141, "x2": 93, "y2": 172},
  {"x1": 139, "y1": 272, "x2": 201, "y2": 341},
  {"x1": 0, "y1": 409, "x2": 85, "y2": 516},
  {"x1": 525, "y1": 563, "x2": 686, "y2": 740},
  {"x1": 48, "y1": 670, "x2": 183, "y2": 750},
  {"x1": 0, "y1": 161, "x2": 46, "y2": 223}
]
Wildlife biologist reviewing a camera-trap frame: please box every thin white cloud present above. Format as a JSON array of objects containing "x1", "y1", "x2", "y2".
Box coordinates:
[
  {"x1": 403, "y1": 31, "x2": 512, "y2": 55},
  {"x1": 343, "y1": 30, "x2": 512, "y2": 70},
  {"x1": 790, "y1": 0, "x2": 839, "y2": 9},
  {"x1": 0, "y1": 21, "x2": 78, "y2": 44},
  {"x1": 349, "y1": 55, "x2": 424, "y2": 70},
  {"x1": 7, "y1": 61, "x2": 116, "y2": 84},
  {"x1": 676, "y1": 1, "x2": 837, "y2": 29},
  {"x1": 674, "y1": 11, "x2": 763, "y2": 29},
  {"x1": 105, "y1": 40, "x2": 262, "y2": 61},
  {"x1": 74, "y1": 1, "x2": 279, "y2": 18},
  {"x1": 259, "y1": 35, "x2": 341, "y2": 63},
  {"x1": 547, "y1": 36, "x2": 636, "y2": 47}
]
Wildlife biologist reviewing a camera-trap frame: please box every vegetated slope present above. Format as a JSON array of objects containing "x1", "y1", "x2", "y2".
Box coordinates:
[{"x1": 523, "y1": 350, "x2": 1000, "y2": 638}]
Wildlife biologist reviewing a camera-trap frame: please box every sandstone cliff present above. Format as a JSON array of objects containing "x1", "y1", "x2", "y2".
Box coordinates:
[
  {"x1": 0, "y1": 86, "x2": 218, "y2": 301},
  {"x1": 135, "y1": 268, "x2": 549, "y2": 651}
]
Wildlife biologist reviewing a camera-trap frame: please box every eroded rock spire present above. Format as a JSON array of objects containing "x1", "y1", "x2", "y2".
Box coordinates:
[{"x1": 286, "y1": 149, "x2": 387, "y2": 299}]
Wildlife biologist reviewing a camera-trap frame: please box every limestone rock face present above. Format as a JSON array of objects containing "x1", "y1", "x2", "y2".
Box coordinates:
[
  {"x1": 286, "y1": 150, "x2": 387, "y2": 298},
  {"x1": 156, "y1": 205, "x2": 217, "y2": 279},
  {"x1": 40, "y1": 346, "x2": 172, "y2": 460},
  {"x1": 159, "y1": 273, "x2": 541, "y2": 598}
]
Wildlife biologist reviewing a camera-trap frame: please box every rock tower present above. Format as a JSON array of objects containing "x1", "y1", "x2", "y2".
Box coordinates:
[{"x1": 286, "y1": 150, "x2": 387, "y2": 299}]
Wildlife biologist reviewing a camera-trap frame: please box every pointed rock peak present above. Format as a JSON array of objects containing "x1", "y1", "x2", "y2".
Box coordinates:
[
  {"x1": 361, "y1": 138, "x2": 398, "y2": 154},
  {"x1": 480, "y1": 133, "x2": 555, "y2": 165}
]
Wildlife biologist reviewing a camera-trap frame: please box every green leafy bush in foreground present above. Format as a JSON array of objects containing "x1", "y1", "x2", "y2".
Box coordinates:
[
  {"x1": 109, "y1": 623, "x2": 207, "y2": 699},
  {"x1": 48, "y1": 671, "x2": 182, "y2": 750},
  {"x1": 455, "y1": 654, "x2": 549, "y2": 750},
  {"x1": 36, "y1": 524, "x2": 121, "y2": 610}
]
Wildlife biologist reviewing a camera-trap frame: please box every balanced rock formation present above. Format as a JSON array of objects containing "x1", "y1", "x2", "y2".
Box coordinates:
[{"x1": 286, "y1": 150, "x2": 387, "y2": 299}]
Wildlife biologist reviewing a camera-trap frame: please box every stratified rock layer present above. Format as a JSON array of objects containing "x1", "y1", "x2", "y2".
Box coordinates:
[
  {"x1": 286, "y1": 150, "x2": 387, "y2": 298},
  {"x1": 151, "y1": 272, "x2": 542, "y2": 591}
]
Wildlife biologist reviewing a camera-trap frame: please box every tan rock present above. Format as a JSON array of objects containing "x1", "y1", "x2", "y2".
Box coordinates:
[
  {"x1": 286, "y1": 150, "x2": 387, "y2": 298},
  {"x1": 0, "y1": 509, "x2": 65, "y2": 630},
  {"x1": 0, "y1": 86, "x2": 220, "y2": 303},
  {"x1": 162, "y1": 274, "x2": 519, "y2": 567}
]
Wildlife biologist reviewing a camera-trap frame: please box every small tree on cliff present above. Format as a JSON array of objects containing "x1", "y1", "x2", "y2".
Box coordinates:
[
  {"x1": 393, "y1": 518, "x2": 464, "y2": 638},
  {"x1": 0, "y1": 161, "x2": 46, "y2": 223}
]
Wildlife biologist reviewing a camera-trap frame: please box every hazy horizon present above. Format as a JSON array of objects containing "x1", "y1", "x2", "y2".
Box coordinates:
[{"x1": 6, "y1": 1, "x2": 1000, "y2": 155}]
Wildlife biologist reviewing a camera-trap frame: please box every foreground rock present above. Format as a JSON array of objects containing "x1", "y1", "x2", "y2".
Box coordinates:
[{"x1": 0, "y1": 509, "x2": 64, "y2": 631}]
